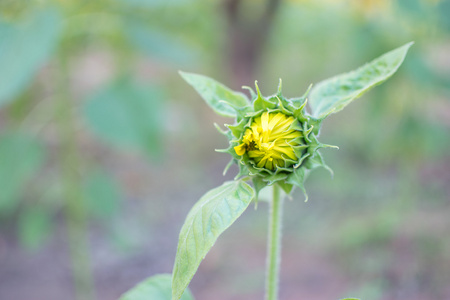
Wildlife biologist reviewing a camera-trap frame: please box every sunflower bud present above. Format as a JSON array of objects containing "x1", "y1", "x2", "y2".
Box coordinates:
[{"x1": 219, "y1": 80, "x2": 335, "y2": 198}]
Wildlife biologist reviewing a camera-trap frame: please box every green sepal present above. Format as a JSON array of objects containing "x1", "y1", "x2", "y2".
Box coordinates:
[
  {"x1": 252, "y1": 176, "x2": 267, "y2": 204},
  {"x1": 261, "y1": 172, "x2": 288, "y2": 185},
  {"x1": 242, "y1": 85, "x2": 257, "y2": 99},
  {"x1": 227, "y1": 118, "x2": 249, "y2": 138},
  {"x1": 307, "y1": 116, "x2": 324, "y2": 135},
  {"x1": 277, "y1": 181, "x2": 293, "y2": 194},
  {"x1": 253, "y1": 81, "x2": 277, "y2": 111},
  {"x1": 293, "y1": 152, "x2": 311, "y2": 169},
  {"x1": 213, "y1": 123, "x2": 229, "y2": 136},
  {"x1": 222, "y1": 158, "x2": 234, "y2": 176},
  {"x1": 235, "y1": 161, "x2": 250, "y2": 179},
  {"x1": 304, "y1": 151, "x2": 334, "y2": 178},
  {"x1": 275, "y1": 96, "x2": 294, "y2": 115},
  {"x1": 289, "y1": 84, "x2": 312, "y2": 111},
  {"x1": 286, "y1": 167, "x2": 309, "y2": 201},
  {"x1": 276, "y1": 78, "x2": 283, "y2": 96}
]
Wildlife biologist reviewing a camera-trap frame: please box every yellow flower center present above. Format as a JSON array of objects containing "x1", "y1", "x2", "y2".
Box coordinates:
[{"x1": 234, "y1": 112, "x2": 302, "y2": 170}]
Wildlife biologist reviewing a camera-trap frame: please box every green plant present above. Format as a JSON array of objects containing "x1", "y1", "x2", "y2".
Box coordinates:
[
  {"x1": 117, "y1": 43, "x2": 411, "y2": 300},
  {"x1": 122, "y1": 43, "x2": 412, "y2": 300}
]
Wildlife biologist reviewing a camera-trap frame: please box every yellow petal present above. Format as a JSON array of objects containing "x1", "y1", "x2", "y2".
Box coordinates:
[{"x1": 234, "y1": 143, "x2": 246, "y2": 156}]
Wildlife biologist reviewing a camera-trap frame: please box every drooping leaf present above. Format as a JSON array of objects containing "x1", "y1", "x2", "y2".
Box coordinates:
[
  {"x1": 179, "y1": 71, "x2": 250, "y2": 118},
  {"x1": 0, "y1": 133, "x2": 45, "y2": 215},
  {"x1": 82, "y1": 170, "x2": 122, "y2": 219},
  {"x1": 120, "y1": 274, "x2": 194, "y2": 300},
  {"x1": 0, "y1": 8, "x2": 61, "y2": 107},
  {"x1": 83, "y1": 78, "x2": 165, "y2": 159},
  {"x1": 172, "y1": 180, "x2": 254, "y2": 300},
  {"x1": 309, "y1": 42, "x2": 413, "y2": 119}
]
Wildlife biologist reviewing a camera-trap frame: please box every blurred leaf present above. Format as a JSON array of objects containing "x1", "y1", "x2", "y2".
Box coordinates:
[
  {"x1": 126, "y1": 21, "x2": 198, "y2": 66},
  {"x1": 0, "y1": 8, "x2": 61, "y2": 107},
  {"x1": 438, "y1": 0, "x2": 450, "y2": 31},
  {"x1": 179, "y1": 71, "x2": 250, "y2": 118},
  {"x1": 18, "y1": 205, "x2": 52, "y2": 250},
  {"x1": 83, "y1": 170, "x2": 122, "y2": 219},
  {"x1": 0, "y1": 133, "x2": 45, "y2": 215},
  {"x1": 172, "y1": 180, "x2": 254, "y2": 300},
  {"x1": 395, "y1": 0, "x2": 424, "y2": 16},
  {"x1": 83, "y1": 78, "x2": 164, "y2": 159},
  {"x1": 405, "y1": 53, "x2": 450, "y2": 89},
  {"x1": 120, "y1": 274, "x2": 194, "y2": 300},
  {"x1": 309, "y1": 42, "x2": 413, "y2": 119},
  {"x1": 120, "y1": 0, "x2": 189, "y2": 8}
]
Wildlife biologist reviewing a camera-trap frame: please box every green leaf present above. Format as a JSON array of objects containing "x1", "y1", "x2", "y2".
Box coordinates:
[
  {"x1": 120, "y1": 274, "x2": 194, "y2": 300},
  {"x1": 82, "y1": 170, "x2": 122, "y2": 219},
  {"x1": 179, "y1": 71, "x2": 250, "y2": 118},
  {"x1": 121, "y1": 0, "x2": 189, "y2": 8},
  {"x1": 126, "y1": 21, "x2": 198, "y2": 66},
  {"x1": 18, "y1": 205, "x2": 52, "y2": 250},
  {"x1": 0, "y1": 8, "x2": 61, "y2": 107},
  {"x1": 83, "y1": 78, "x2": 165, "y2": 159},
  {"x1": 0, "y1": 133, "x2": 45, "y2": 215},
  {"x1": 172, "y1": 180, "x2": 255, "y2": 300},
  {"x1": 309, "y1": 42, "x2": 413, "y2": 119}
]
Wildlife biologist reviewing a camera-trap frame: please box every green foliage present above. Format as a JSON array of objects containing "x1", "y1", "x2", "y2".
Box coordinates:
[
  {"x1": 0, "y1": 133, "x2": 45, "y2": 215},
  {"x1": 175, "y1": 42, "x2": 411, "y2": 300},
  {"x1": 0, "y1": 8, "x2": 61, "y2": 107},
  {"x1": 126, "y1": 21, "x2": 198, "y2": 66},
  {"x1": 18, "y1": 205, "x2": 52, "y2": 250},
  {"x1": 82, "y1": 170, "x2": 122, "y2": 219},
  {"x1": 83, "y1": 78, "x2": 165, "y2": 159},
  {"x1": 120, "y1": 274, "x2": 194, "y2": 300},
  {"x1": 309, "y1": 42, "x2": 413, "y2": 119},
  {"x1": 172, "y1": 180, "x2": 254, "y2": 300},
  {"x1": 179, "y1": 71, "x2": 250, "y2": 118}
]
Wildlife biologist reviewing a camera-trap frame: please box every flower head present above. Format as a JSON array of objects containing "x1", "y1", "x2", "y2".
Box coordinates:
[
  {"x1": 214, "y1": 80, "x2": 336, "y2": 199},
  {"x1": 234, "y1": 112, "x2": 302, "y2": 170}
]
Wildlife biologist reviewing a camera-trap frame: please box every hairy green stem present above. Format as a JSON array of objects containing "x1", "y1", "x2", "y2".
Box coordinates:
[
  {"x1": 57, "y1": 52, "x2": 95, "y2": 300},
  {"x1": 265, "y1": 184, "x2": 283, "y2": 300}
]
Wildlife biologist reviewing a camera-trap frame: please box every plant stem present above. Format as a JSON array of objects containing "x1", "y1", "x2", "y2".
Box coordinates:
[
  {"x1": 265, "y1": 184, "x2": 283, "y2": 300},
  {"x1": 57, "y1": 52, "x2": 95, "y2": 300}
]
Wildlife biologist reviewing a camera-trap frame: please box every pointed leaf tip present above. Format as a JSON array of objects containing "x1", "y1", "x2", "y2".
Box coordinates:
[
  {"x1": 179, "y1": 71, "x2": 250, "y2": 118},
  {"x1": 309, "y1": 42, "x2": 413, "y2": 119}
]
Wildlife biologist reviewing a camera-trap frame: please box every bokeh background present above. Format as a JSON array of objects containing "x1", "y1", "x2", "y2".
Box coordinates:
[{"x1": 0, "y1": 0, "x2": 449, "y2": 299}]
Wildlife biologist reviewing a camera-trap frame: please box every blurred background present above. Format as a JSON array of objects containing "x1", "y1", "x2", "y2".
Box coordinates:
[{"x1": 0, "y1": 0, "x2": 449, "y2": 299}]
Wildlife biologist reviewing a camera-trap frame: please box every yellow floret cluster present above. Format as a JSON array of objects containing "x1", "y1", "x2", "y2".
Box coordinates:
[{"x1": 234, "y1": 112, "x2": 302, "y2": 170}]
